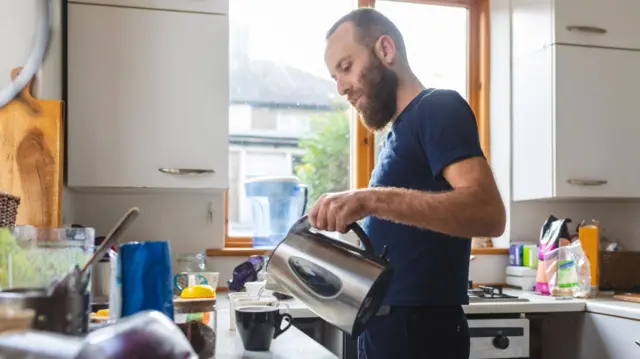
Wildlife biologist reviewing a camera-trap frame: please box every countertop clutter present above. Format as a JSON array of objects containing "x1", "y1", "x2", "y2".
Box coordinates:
[
  {"x1": 213, "y1": 289, "x2": 640, "y2": 359},
  {"x1": 216, "y1": 308, "x2": 338, "y2": 359}
]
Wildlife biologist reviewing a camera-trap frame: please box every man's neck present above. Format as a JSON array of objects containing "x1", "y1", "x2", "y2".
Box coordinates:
[{"x1": 394, "y1": 75, "x2": 425, "y2": 118}]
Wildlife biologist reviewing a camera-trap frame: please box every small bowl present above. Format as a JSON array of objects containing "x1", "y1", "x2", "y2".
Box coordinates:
[{"x1": 244, "y1": 281, "x2": 266, "y2": 296}]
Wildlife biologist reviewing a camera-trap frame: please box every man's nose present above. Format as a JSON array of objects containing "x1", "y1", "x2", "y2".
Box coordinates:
[{"x1": 337, "y1": 79, "x2": 349, "y2": 96}]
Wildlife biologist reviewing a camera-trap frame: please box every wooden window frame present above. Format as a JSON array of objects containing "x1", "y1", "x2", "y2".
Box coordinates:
[{"x1": 211, "y1": 0, "x2": 501, "y2": 257}]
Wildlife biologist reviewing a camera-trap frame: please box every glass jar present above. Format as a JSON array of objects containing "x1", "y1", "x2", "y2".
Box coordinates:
[
  {"x1": 175, "y1": 252, "x2": 206, "y2": 272},
  {"x1": 1, "y1": 226, "x2": 95, "y2": 289},
  {"x1": 174, "y1": 253, "x2": 207, "y2": 296},
  {"x1": 174, "y1": 298, "x2": 216, "y2": 359}
]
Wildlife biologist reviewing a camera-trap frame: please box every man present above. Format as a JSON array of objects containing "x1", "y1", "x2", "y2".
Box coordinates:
[{"x1": 308, "y1": 8, "x2": 506, "y2": 359}]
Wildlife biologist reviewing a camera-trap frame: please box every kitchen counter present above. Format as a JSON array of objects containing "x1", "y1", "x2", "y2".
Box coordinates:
[
  {"x1": 219, "y1": 290, "x2": 640, "y2": 321},
  {"x1": 585, "y1": 297, "x2": 640, "y2": 321},
  {"x1": 216, "y1": 308, "x2": 338, "y2": 359}
]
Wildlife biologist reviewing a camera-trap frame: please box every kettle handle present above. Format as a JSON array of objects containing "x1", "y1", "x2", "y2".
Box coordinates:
[
  {"x1": 346, "y1": 222, "x2": 375, "y2": 254},
  {"x1": 299, "y1": 214, "x2": 375, "y2": 255}
]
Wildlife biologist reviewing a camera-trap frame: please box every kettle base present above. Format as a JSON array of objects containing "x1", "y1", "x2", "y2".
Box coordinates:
[{"x1": 351, "y1": 266, "x2": 394, "y2": 338}]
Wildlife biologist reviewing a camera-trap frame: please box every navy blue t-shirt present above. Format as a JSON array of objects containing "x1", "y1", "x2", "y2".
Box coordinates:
[{"x1": 362, "y1": 88, "x2": 485, "y2": 306}]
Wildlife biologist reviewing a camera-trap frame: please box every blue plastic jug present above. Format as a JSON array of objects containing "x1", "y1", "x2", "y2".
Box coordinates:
[{"x1": 244, "y1": 176, "x2": 308, "y2": 248}]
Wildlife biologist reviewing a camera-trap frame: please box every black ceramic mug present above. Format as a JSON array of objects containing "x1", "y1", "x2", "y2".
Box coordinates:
[{"x1": 235, "y1": 305, "x2": 293, "y2": 351}]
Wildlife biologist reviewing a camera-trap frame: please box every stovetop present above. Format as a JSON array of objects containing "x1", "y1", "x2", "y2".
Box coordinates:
[{"x1": 467, "y1": 281, "x2": 529, "y2": 303}]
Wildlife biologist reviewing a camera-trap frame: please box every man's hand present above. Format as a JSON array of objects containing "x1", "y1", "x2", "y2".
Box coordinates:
[{"x1": 308, "y1": 189, "x2": 373, "y2": 234}]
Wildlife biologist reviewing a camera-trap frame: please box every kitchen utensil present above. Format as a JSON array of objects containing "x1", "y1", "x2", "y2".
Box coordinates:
[
  {"x1": 265, "y1": 214, "x2": 393, "y2": 337},
  {"x1": 0, "y1": 310, "x2": 198, "y2": 359},
  {"x1": 0, "y1": 288, "x2": 90, "y2": 335},
  {"x1": 0, "y1": 67, "x2": 64, "y2": 227},
  {"x1": 612, "y1": 293, "x2": 640, "y2": 303},
  {"x1": 48, "y1": 207, "x2": 140, "y2": 297},
  {"x1": 90, "y1": 253, "x2": 112, "y2": 305},
  {"x1": 0, "y1": 1, "x2": 52, "y2": 109}
]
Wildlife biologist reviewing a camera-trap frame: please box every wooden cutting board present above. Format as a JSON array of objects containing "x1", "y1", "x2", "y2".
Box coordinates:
[
  {"x1": 613, "y1": 293, "x2": 640, "y2": 303},
  {"x1": 0, "y1": 67, "x2": 64, "y2": 227}
]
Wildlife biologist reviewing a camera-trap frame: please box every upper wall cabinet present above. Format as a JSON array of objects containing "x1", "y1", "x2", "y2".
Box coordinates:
[
  {"x1": 71, "y1": 0, "x2": 228, "y2": 14},
  {"x1": 512, "y1": 0, "x2": 640, "y2": 62},
  {"x1": 67, "y1": 2, "x2": 229, "y2": 190},
  {"x1": 511, "y1": 0, "x2": 640, "y2": 201}
]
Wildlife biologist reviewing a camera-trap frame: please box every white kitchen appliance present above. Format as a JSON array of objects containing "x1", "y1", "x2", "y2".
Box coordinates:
[
  {"x1": 506, "y1": 266, "x2": 538, "y2": 291},
  {"x1": 466, "y1": 283, "x2": 531, "y2": 359},
  {"x1": 468, "y1": 283, "x2": 530, "y2": 303},
  {"x1": 265, "y1": 215, "x2": 393, "y2": 337},
  {"x1": 469, "y1": 318, "x2": 530, "y2": 359}
]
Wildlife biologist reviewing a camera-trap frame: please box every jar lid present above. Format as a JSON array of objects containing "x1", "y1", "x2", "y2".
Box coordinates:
[{"x1": 173, "y1": 297, "x2": 216, "y2": 310}]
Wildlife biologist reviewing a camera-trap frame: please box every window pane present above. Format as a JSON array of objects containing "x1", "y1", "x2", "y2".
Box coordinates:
[
  {"x1": 375, "y1": 1, "x2": 469, "y2": 98},
  {"x1": 228, "y1": 0, "x2": 355, "y2": 238},
  {"x1": 373, "y1": 2, "x2": 469, "y2": 162}
]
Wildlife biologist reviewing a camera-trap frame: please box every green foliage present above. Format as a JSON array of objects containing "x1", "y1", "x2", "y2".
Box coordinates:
[{"x1": 295, "y1": 109, "x2": 351, "y2": 208}]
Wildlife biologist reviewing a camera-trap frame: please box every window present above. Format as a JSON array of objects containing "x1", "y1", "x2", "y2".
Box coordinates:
[{"x1": 222, "y1": 0, "x2": 490, "y2": 250}]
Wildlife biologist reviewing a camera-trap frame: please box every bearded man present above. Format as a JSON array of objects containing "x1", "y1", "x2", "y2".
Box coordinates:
[{"x1": 308, "y1": 8, "x2": 506, "y2": 359}]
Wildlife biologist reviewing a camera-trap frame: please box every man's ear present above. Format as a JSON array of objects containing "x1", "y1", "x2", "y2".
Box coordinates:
[{"x1": 374, "y1": 35, "x2": 397, "y2": 65}]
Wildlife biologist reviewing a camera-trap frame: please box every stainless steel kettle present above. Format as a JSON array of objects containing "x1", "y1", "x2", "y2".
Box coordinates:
[{"x1": 265, "y1": 214, "x2": 393, "y2": 337}]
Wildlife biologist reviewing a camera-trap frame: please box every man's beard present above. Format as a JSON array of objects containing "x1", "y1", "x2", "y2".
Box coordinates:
[{"x1": 356, "y1": 54, "x2": 399, "y2": 131}]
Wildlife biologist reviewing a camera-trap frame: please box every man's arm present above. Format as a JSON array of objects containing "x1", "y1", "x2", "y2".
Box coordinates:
[{"x1": 364, "y1": 156, "x2": 506, "y2": 238}]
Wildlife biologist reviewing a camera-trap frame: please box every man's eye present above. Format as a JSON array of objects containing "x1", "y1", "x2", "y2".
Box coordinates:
[{"x1": 342, "y1": 64, "x2": 351, "y2": 72}]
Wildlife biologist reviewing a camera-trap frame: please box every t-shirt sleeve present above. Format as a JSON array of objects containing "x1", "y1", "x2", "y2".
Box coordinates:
[{"x1": 416, "y1": 90, "x2": 486, "y2": 180}]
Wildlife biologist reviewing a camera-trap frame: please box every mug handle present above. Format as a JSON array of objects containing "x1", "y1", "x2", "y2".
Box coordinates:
[
  {"x1": 273, "y1": 313, "x2": 293, "y2": 339},
  {"x1": 173, "y1": 273, "x2": 185, "y2": 292}
]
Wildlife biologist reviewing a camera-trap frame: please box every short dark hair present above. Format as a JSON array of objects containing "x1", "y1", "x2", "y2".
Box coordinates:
[{"x1": 326, "y1": 8, "x2": 407, "y2": 62}]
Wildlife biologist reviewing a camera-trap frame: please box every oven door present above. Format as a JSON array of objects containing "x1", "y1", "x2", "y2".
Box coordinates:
[{"x1": 469, "y1": 318, "x2": 530, "y2": 359}]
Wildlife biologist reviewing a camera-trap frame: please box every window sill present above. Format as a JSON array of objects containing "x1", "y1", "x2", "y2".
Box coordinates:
[
  {"x1": 207, "y1": 248, "x2": 272, "y2": 257},
  {"x1": 471, "y1": 248, "x2": 509, "y2": 255}
]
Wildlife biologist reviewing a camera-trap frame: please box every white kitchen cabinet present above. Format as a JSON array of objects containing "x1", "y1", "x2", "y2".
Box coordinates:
[
  {"x1": 577, "y1": 313, "x2": 640, "y2": 359},
  {"x1": 67, "y1": 3, "x2": 229, "y2": 190},
  {"x1": 512, "y1": 0, "x2": 640, "y2": 62},
  {"x1": 512, "y1": 44, "x2": 640, "y2": 201},
  {"x1": 69, "y1": 0, "x2": 228, "y2": 14}
]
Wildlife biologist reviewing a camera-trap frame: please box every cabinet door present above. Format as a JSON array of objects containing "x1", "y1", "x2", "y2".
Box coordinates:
[
  {"x1": 512, "y1": 46, "x2": 554, "y2": 201},
  {"x1": 72, "y1": 0, "x2": 228, "y2": 14},
  {"x1": 554, "y1": 45, "x2": 640, "y2": 198},
  {"x1": 578, "y1": 313, "x2": 640, "y2": 359},
  {"x1": 68, "y1": 4, "x2": 229, "y2": 189},
  {"x1": 554, "y1": 0, "x2": 640, "y2": 50}
]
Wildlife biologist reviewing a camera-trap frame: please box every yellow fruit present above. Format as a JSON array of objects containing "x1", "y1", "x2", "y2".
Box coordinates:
[
  {"x1": 180, "y1": 284, "x2": 216, "y2": 299},
  {"x1": 96, "y1": 309, "x2": 109, "y2": 317}
]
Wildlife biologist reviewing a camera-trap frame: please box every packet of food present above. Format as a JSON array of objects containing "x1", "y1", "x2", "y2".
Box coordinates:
[
  {"x1": 544, "y1": 239, "x2": 592, "y2": 298},
  {"x1": 535, "y1": 215, "x2": 572, "y2": 295}
]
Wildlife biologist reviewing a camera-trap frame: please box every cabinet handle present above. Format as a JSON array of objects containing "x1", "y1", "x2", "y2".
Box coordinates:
[
  {"x1": 158, "y1": 168, "x2": 215, "y2": 175},
  {"x1": 636, "y1": 340, "x2": 640, "y2": 347},
  {"x1": 566, "y1": 25, "x2": 607, "y2": 34},
  {"x1": 567, "y1": 179, "x2": 608, "y2": 186}
]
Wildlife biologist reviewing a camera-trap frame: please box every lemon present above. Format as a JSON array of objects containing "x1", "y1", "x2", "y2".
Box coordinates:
[
  {"x1": 180, "y1": 284, "x2": 216, "y2": 299},
  {"x1": 96, "y1": 309, "x2": 109, "y2": 317}
]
